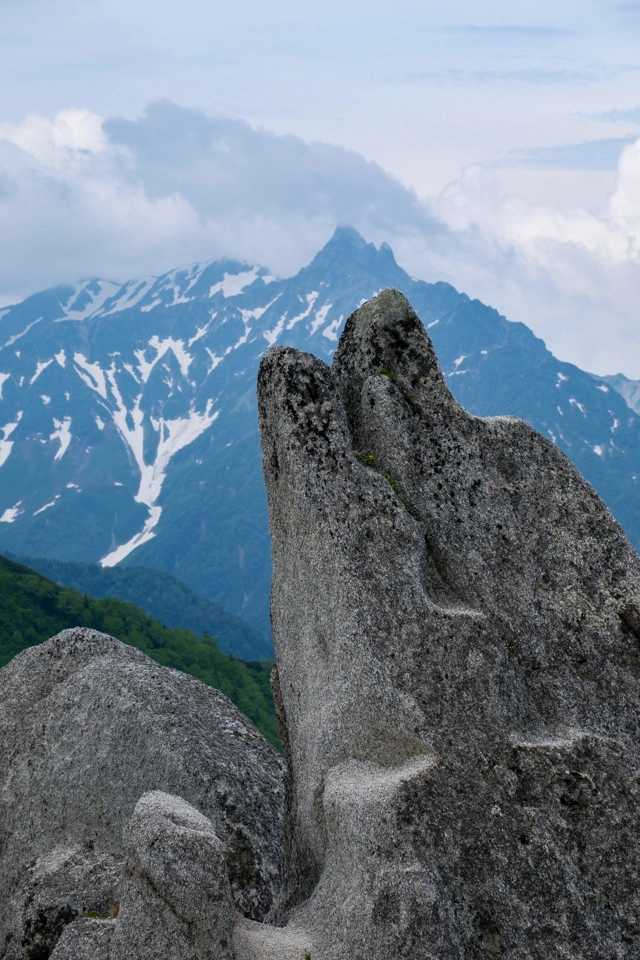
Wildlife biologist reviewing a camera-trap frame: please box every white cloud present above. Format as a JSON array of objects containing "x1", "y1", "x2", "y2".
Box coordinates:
[
  {"x1": 610, "y1": 138, "x2": 640, "y2": 236},
  {"x1": 0, "y1": 108, "x2": 107, "y2": 166},
  {"x1": 1, "y1": 100, "x2": 640, "y2": 376},
  {"x1": 0, "y1": 101, "x2": 434, "y2": 302},
  {"x1": 417, "y1": 140, "x2": 640, "y2": 375}
]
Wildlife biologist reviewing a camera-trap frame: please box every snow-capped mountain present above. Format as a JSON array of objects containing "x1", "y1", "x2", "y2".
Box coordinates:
[{"x1": 1, "y1": 227, "x2": 638, "y2": 634}]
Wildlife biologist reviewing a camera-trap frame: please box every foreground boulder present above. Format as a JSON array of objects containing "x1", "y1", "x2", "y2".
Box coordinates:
[
  {"x1": 256, "y1": 288, "x2": 640, "y2": 957},
  {"x1": 0, "y1": 629, "x2": 284, "y2": 959}
]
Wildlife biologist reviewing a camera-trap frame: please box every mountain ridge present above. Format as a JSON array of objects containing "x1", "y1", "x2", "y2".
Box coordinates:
[{"x1": 0, "y1": 227, "x2": 638, "y2": 632}]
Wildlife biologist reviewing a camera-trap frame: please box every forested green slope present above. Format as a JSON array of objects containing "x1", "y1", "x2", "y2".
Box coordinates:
[
  {"x1": 0, "y1": 555, "x2": 279, "y2": 749},
  {"x1": 8, "y1": 554, "x2": 272, "y2": 661}
]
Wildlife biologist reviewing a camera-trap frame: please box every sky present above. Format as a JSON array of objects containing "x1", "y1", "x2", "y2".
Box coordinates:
[{"x1": 1, "y1": 1, "x2": 640, "y2": 375}]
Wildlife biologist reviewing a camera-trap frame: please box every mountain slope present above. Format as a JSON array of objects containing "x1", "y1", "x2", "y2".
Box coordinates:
[
  {"x1": 0, "y1": 555, "x2": 279, "y2": 747},
  {"x1": 5, "y1": 554, "x2": 272, "y2": 660},
  {"x1": 602, "y1": 373, "x2": 640, "y2": 415},
  {"x1": 0, "y1": 227, "x2": 638, "y2": 633}
]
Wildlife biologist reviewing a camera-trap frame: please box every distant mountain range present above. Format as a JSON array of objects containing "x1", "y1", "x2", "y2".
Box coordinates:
[{"x1": 1, "y1": 226, "x2": 639, "y2": 635}]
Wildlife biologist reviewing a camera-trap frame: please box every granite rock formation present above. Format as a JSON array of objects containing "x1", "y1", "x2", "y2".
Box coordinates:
[
  {"x1": 48, "y1": 920, "x2": 114, "y2": 960},
  {"x1": 110, "y1": 792, "x2": 234, "y2": 960},
  {"x1": 51, "y1": 793, "x2": 235, "y2": 960},
  {"x1": 0, "y1": 629, "x2": 284, "y2": 959},
  {"x1": 255, "y1": 288, "x2": 640, "y2": 958}
]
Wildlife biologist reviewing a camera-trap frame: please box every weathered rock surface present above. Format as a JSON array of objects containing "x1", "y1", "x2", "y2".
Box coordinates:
[
  {"x1": 50, "y1": 793, "x2": 236, "y2": 960},
  {"x1": 0, "y1": 628, "x2": 284, "y2": 959},
  {"x1": 109, "y1": 791, "x2": 234, "y2": 960},
  {"x1": 257, "y1": 288, "x2": 640, "y2": 957},
  {"x1": 48, "y1": 920, "x2": 114, "y2": 960}
]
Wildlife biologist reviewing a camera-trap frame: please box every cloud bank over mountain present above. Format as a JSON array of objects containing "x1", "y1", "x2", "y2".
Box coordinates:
[
  {"x1": 1, "y1": 100, "x2": 640, "y2": 376},
  {"x1": 0, "y1": 102, "x2": 434, "y2": 296}
]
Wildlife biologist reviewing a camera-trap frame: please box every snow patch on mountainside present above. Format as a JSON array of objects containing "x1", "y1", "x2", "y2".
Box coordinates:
[
  {"x1": 242, "y1": 295, "x2": 281, "y2": 327},
  {"x1": 100, "y1": 278, "x2": 155, "y2": 316},
  {"x1": 56, "y1": 280, "x2": 121, "y2": 323},
  {"x1": 155, "y1": 265, "x2": 208, "y2": 306},
  {"x1": 34, "y1": 495, "x2": 60, "y2": 516},
  {"x1": 205, "y1": 349, "x2": 224, "y2": 373},
  {"x1": 50, "y1": 417, "x2": 72, "y2": 460},
  {"x1": 3, "y1": 317, "x2": 42, "y2": 348},
  {"x1": 137, "y1": 401, "x2": 219, "y2": 510},
  {"x1": 59, "y1": 281, "x2": 121, "y2": 321},
  {"x1": 286, "y1": 291, "x2": 319, "y2": 330},
  {"x1": 263, "y1": 315, "x2": 287, "y2": 348},
  {"x1": 101, "y1": 365, "x2": 219, "y2": 566},
  {"x1": 238, "y1": 296, "x2": 283, "y2": 349},
  {"x1": 74, "y1": 353, "x2": 108, "y2": 399},
  {"x1": 0, "y1": 412, "x2": 23, "y2": 468},
  {"x1": 166, "y1": 288, "x2": 193, "y2": 307},
  {"x1": 141, "y1": 298, "x2": 162, "y2": 313},
  {"x1": 122, "y1": 362, "x2": 139, "y2": 383},
  {"x1": 209, "y1": 268, "x2": 259, "y2": 299},
  {"x1": 323, "y1": 316, "x2": 342, "y2": 341},
  {"x1": 0, "y1": 501, "x2": 22, "y2": 523},
  {"x1": 135, "y1": 336, "x2": 193, "y2": 382},
  {"x1": 101, "y1": 505, "x2": 163, "y2": 566},
  {"x1": 184, "y1": 263, "x2": 209, "y2": 294},
  {"x1": 188, "y1": 318, "x2": 214, "y2": 347},
  {"x1": 30, "y1": 359, "x2": 54, "y2": 385},
  {"x1": 310, "y1": 303, "x2": 332, "y2": 334}
]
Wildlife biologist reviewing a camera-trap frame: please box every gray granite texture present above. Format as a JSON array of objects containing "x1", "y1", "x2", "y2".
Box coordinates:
[
  {"x1": 256, "y1": 288, "x2": 640, "y2": 958},
  {"x1": 0, "y1": 628, "x2": 284, "y2": 959},
  {"x1": 50, "y1": 793, "x2": 235, "y2": 960},
  {"x1": 48, "y1": 920, "x2": 114, "y2": 960},
  {"x1": 109, "y1": 791, "x2": 235, "y2": 960}
]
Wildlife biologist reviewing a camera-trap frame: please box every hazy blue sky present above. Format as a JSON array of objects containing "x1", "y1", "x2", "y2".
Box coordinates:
[{"x1": 2, "y1": 1, "x2": 640, "y2": 374}]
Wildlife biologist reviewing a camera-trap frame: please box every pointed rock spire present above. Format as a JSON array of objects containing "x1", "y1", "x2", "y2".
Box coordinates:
[{"x1": 257, "y1": 287, "x2": 640, "y2": 957}]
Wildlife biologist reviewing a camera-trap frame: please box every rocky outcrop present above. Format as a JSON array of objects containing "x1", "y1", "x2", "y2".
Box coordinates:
[
  {"x1": 110, "y1": 792, "x2": 235, "y2": 960},
  {"x1": 51, "y1": 792, "x2": 235, "y2": 960},
  {"x1": 0, "y1": 629, "x2": 284, "y2": 959},
  {"x1": 6, "y1": 288, "x2": 640, "y2": 959},
  {"x1": 256, "y1": 288, "x2": 640, "y2": 957}
]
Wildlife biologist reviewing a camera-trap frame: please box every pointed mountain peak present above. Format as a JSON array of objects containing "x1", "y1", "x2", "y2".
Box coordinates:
[
  {"x1": 327, "y1": 225, "x2": 369, "y2": 249},
  {"x1": 304, "y1": 226, "x2": 401, "y2": 277}
]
